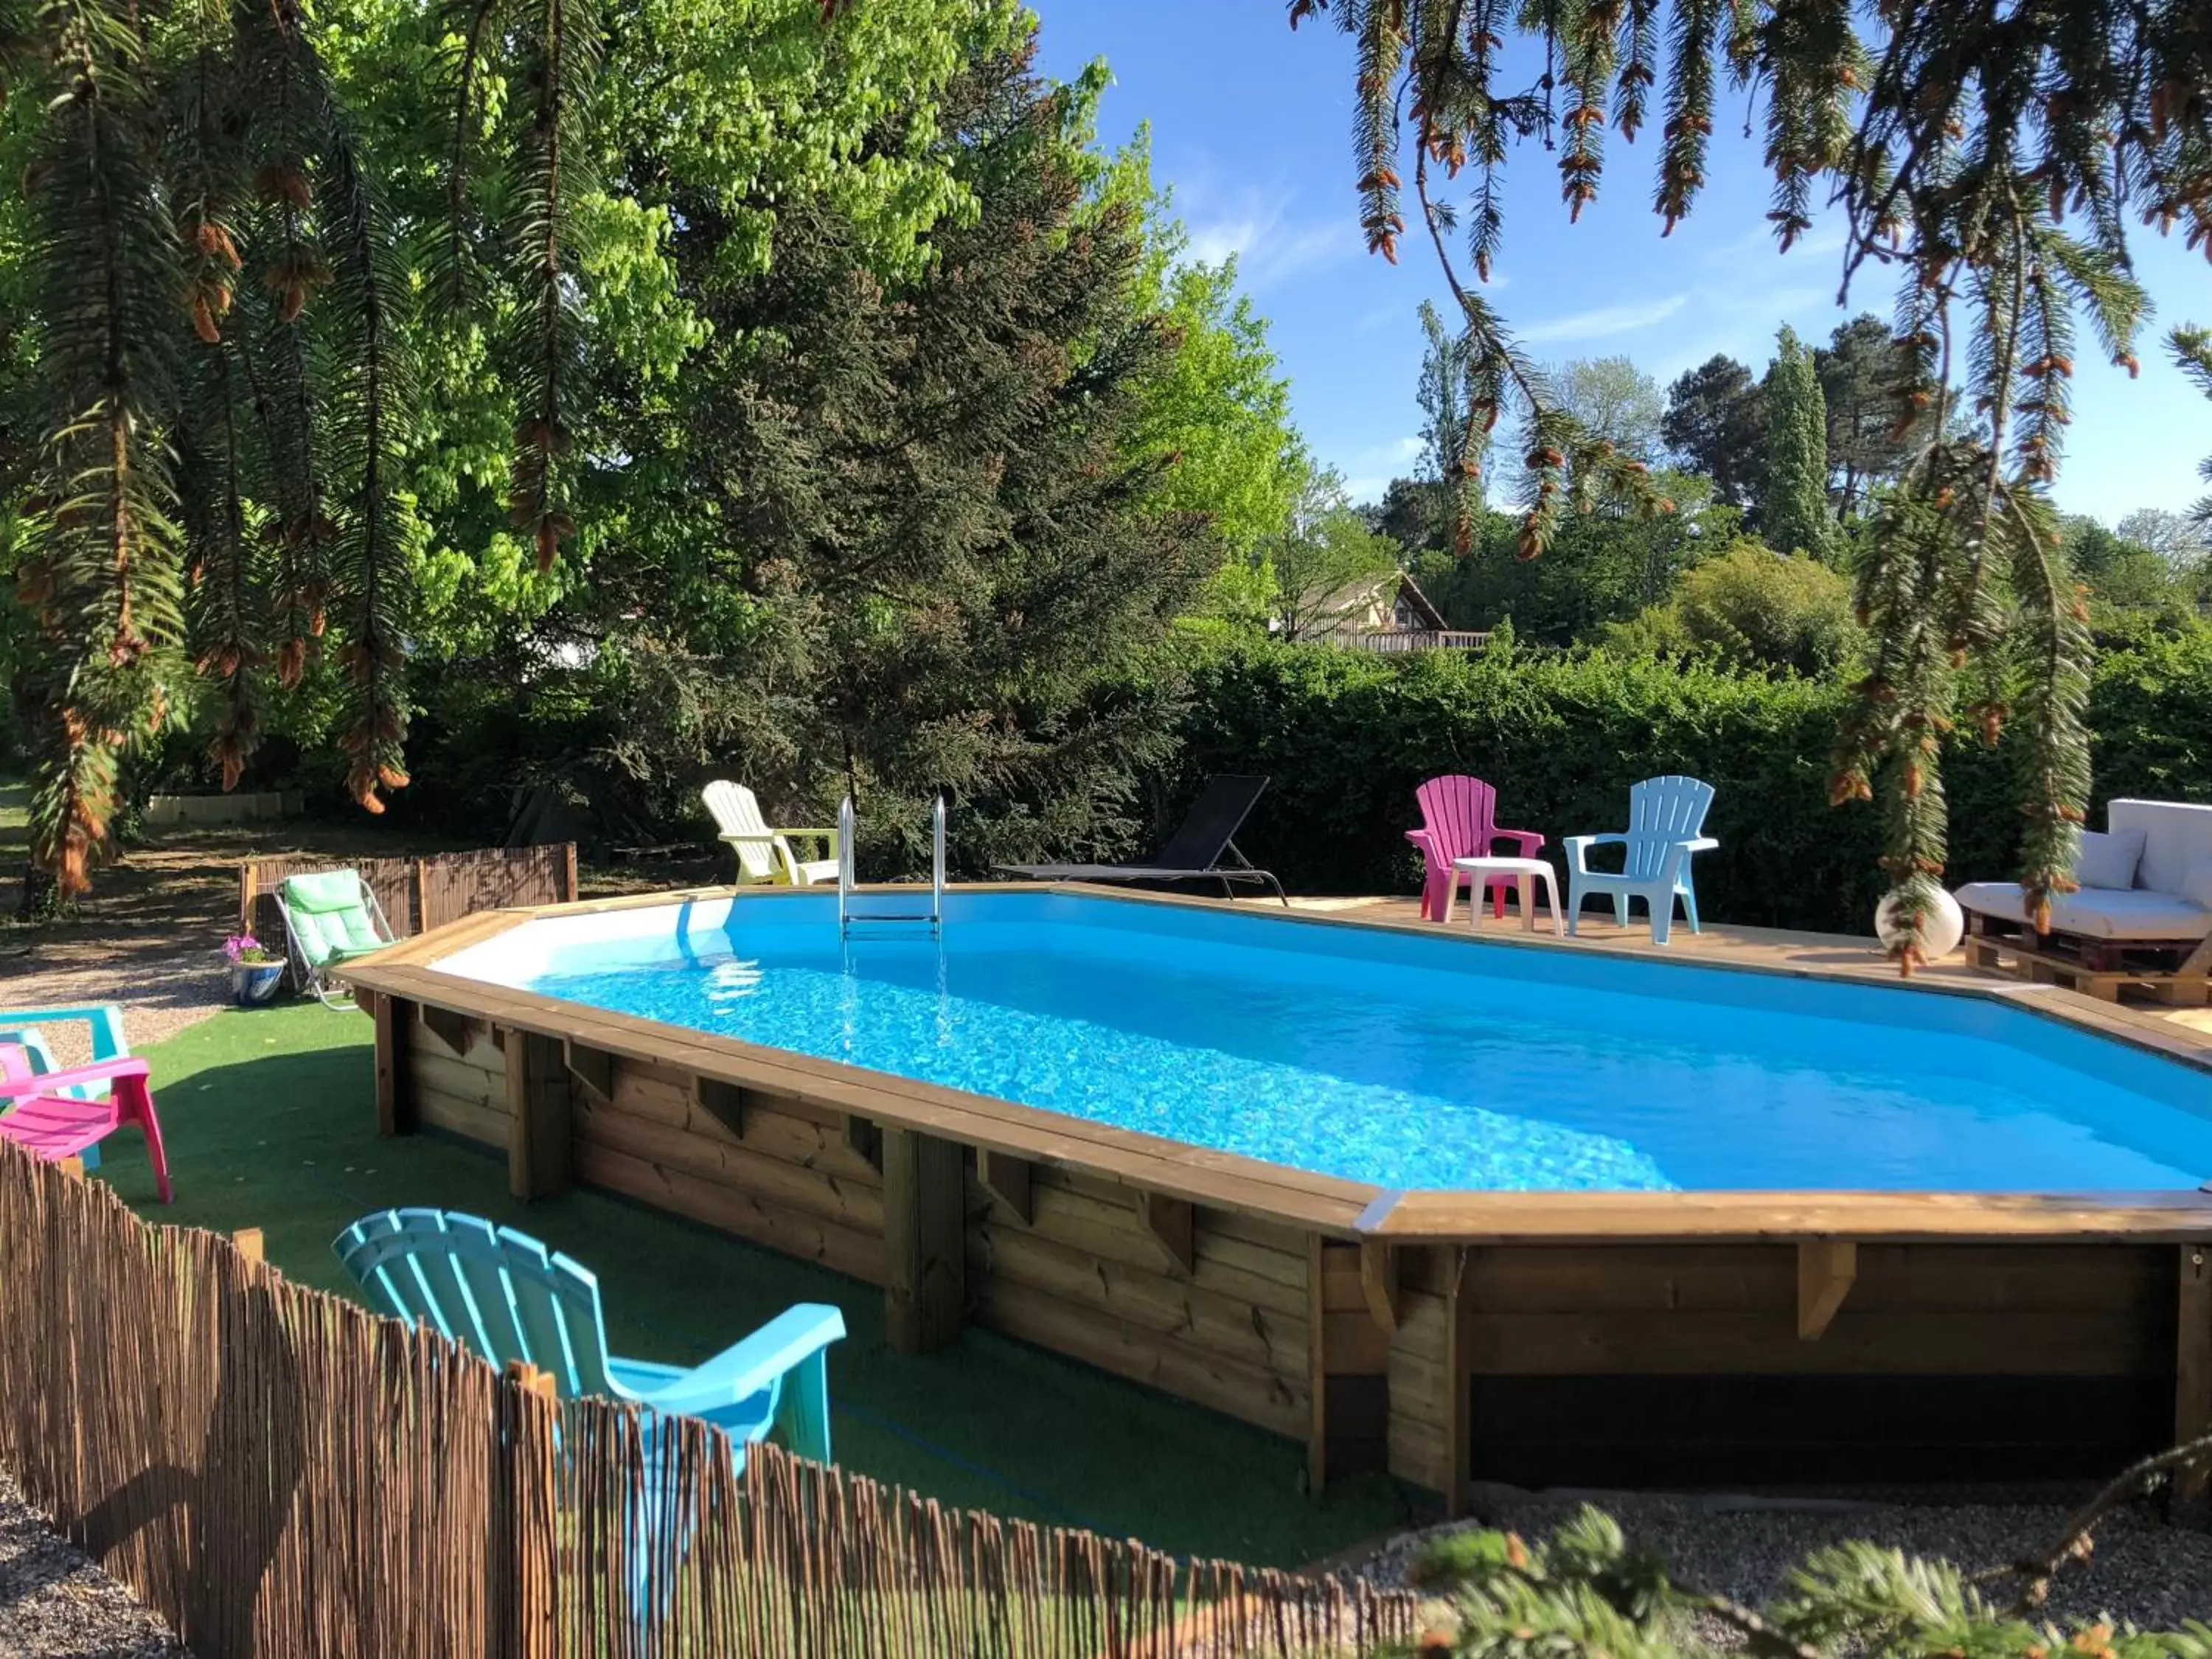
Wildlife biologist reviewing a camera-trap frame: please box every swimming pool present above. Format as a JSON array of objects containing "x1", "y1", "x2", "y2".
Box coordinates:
[{"x1": 442, "y1": 889, "x2": 2212, "y2": 1195}]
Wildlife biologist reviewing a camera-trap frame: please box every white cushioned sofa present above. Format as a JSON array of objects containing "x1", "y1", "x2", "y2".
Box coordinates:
[{"x1": 1955, "y1": 799, "x2": 2212, "y2": 997}]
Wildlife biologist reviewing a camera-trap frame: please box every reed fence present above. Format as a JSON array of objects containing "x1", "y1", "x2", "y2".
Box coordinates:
[
  {"x1": 240, "y1": 843, "x2": 578, "y2": 945},
  {"x1": 0, "y1": 1143, "x2": 1419, "y2": 1658}
]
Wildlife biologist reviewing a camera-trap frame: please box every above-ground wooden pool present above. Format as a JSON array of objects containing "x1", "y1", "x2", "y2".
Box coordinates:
[{"x1": 344, "y1": 885, "x2": 2212, "y2": 1506}]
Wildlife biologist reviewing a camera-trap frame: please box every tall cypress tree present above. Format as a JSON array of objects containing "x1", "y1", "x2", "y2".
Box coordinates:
[{"x1": 1759, "y1": 328, "x2": 1834, "y2": 563}]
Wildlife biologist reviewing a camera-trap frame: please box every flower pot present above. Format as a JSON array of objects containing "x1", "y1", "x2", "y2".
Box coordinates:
[{"x1": 230, "y1": 960, "x2": 286, "y2": 1006}]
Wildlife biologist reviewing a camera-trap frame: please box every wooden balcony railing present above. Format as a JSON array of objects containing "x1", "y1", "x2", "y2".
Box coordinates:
[{"x1": 1335, "y1": 628, "x2": 1490, "y2": 653}]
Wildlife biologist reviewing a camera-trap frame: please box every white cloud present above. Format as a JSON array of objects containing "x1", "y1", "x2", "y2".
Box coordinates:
[
  {"x1": 1181, "y1": 185, "x2": 1357, "y2": 289},
  {"x1": 1518, "y1": 293, "x2": 1688, "y2": 344}
]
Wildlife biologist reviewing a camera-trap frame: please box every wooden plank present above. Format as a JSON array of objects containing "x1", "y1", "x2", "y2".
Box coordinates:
[
  {"x1": 1367, "y1": 1187, "x2": 2212, "y2": 1244},
  {"x1": 998, "y1": 1179, "x2": 1306, "y2": 1318},
  {"x1": 1307, "y1": 1234, "x2": 1328, "y2": 1492},
  {"x1": 965, "y1": 1223, "x2": 1307, "y2": 1378},
  {"x1": 1136, "y1": 1192, "x2": 1194, "y2": 1276},
  {"x1": 563, "y1": 1039, "x2": 615, "y2": 1105},
  {"x1": 508, "y1": 1032, "x2": 573, "y2": 1202},
  {"x1": 970, "y1": 1276, "x2": 1307, "y2": 1439},
  {"x1": 1359, "y1": 1241, "x2": 1399, "y2": 1332},
  {"x1": 375, "y1": 992, "x2": 414, "y2": 1136},
  {"x1": 574, "y1": 1101, "x2": 886, "y2": 1232},
  {"x1": 883, "y1": 1127, "x2": 965, "y2": 1353},
  {"x1": 1442, "y1": 1247, "x2": 1472, "y2": 1516},
  {"x1": 692, "y1": 1076, "x2": 745, "y2": 1138},
  {"x1": 417, "y1": 1089, "x2": 509, "y2": 1149},
  {"x1": 977, "y1": 1150, "x2": 1033, "y2": 1224},
  {"x1": 233, "y1": 1227, "x2": 265, "y2": 1264},
  {"x1": 1798, "y1": 1241, "x2": 1858, "y2": 1340},
  {"x1": 572, "y1": 1141, "x2": 884, "y2": 1284},
  {"x1": 410, "y1": 1051, "x2": 504, "y2": 1111},
  {"x1": 2181, "y1": 1244, "x2": 2212, "y2": 1495}
]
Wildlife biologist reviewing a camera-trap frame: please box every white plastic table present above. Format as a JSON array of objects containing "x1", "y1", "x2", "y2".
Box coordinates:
[{"x1": 1447, "y1": 855, "x2": 1563, "y2": 935}]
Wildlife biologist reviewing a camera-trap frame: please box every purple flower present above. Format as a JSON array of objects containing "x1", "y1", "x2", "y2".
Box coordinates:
[{"x1": 225, "y1": 933, "x2": 274, "y2": 964}]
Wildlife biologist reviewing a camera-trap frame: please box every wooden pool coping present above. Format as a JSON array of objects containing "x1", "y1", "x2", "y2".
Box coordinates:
[{"x1": 340, "y1": 882, "x2": 2212, "y2": 1247}]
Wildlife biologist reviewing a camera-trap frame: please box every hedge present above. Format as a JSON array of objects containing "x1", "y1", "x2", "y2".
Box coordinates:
[{"x1": 1163, "y1": 627, "x2": 2212, "y2": 937}]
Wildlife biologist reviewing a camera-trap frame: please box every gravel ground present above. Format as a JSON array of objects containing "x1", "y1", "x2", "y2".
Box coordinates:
[
  {"x1": 0, "y1": 1472, "x2": 188, "y2": 1659},
  {"x1": 1363, "y1": 1487, "x2": 2212, "y2": 1635},
  {"x1": 0, "y1": 950, "x2": 230, "y2": 1062}
]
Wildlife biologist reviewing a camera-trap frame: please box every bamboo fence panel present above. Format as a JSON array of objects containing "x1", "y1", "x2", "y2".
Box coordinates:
[
  {"x1": 240, "y1": 844, "x2": 577, "y2": 942},
  {"x1": 0, "y1": 1144, "x2": 1419, "y2": 1658}
]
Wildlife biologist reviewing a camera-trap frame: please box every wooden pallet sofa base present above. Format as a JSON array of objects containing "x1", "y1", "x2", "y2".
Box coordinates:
[{"x1": 1964, "y1": 913, "x2": 2212, "y2": 1006}]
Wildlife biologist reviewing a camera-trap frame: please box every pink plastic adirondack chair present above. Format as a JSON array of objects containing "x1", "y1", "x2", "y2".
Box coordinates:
[
  {"x1": 1405, "y1": 775, "x2": 1547, "y2": 922},
  {"x1": 0, "y1": 1044, "x2": 172, "y2": 1201}
]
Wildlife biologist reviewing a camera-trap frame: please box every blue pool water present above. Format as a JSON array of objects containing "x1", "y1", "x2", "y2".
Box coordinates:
[{"x1": 507, "y1": 894, "x2": 2212, "y2": 1193}]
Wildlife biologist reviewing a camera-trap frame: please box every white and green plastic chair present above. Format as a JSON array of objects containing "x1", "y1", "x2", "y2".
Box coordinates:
[
  {"x1": 700, "y1": 780, "x2": 838, "y2": 887},
  {"x1": 274, "y1": 869, "x2": 397, "y2": 1006}
]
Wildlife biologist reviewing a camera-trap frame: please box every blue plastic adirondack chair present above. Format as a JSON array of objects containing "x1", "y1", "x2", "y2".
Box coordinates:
[
  {"x1": 332, "y1": 1208, "x2": 845, "y2": 1465},
  {"x1": 1564, "y1": 775, "x2": 1719, "y2": 946},
  {"x1": 0, "y1": 1004, "x2": 129, "y2": 1169}
]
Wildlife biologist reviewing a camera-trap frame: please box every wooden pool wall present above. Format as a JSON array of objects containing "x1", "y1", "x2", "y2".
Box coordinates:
[{"x1": 347, "y1": 888, "x2": 2212, "y2": 1503}]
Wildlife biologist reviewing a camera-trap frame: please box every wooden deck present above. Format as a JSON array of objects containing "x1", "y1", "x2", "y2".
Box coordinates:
[{"x1": 342, "y1": 884, "x2": 2212, "y2": 1506}]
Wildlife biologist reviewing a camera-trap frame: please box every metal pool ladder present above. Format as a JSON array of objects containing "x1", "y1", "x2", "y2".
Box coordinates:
[{"x1": 837, "y1": 794, "x2": 945, "y2": 937}]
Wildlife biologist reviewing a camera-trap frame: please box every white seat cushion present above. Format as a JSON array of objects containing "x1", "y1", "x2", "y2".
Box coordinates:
[{"x1": 1955, "y1": 880, "x2": 2212, "y2": 942}]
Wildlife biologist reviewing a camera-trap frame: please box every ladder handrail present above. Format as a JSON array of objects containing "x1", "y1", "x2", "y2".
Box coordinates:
[
  {"x1": 836, "y1": 793, "x2": 945, "y2": 937},
  {"x1": 931, "y1": 795, "x2": 945, "y2": 928},
  {"x1": 836, "y1": 795, "x2": 856, "y2": 932}
]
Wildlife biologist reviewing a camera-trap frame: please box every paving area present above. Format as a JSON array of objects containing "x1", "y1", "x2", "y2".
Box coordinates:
[{"x1": 0, "y1": 1473, "x2": 187, "y2": 1659}]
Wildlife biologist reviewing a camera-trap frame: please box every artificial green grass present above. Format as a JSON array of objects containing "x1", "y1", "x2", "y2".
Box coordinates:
[{"x1": 115, "y1": 1003, "x2": 1411, "y2": 1565}]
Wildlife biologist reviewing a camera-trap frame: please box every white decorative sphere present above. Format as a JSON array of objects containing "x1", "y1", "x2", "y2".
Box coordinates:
[{"x1": 1874, "y1": 886, "x2": 1966, "y2": 960}]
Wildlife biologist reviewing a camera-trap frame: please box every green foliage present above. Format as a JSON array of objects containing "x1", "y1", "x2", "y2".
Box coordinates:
[
  {"x1": 1110, "y1": 144, "x2": 1306, "y2": 559},
  {"x1": 1166, "y1": 621, "x2": 2212, "y2": 933},
  {"x1": 1759, "y1": 327, "x2": 1835, "y2": 563},
  {"x1": 1242, "y1": 470, "x2": 1404, "y2": 641},
  {"x1": 1814, "y1": 315, "x2": 1926, "y2": 519},
  {"x1": 1416, "y1": 476, "x2": 1733, "y2": 644},
  {"x1": 1299, "y1": 0, "x2": 2198, "y2": 967},
  {"x1": 1548, "y1": 356, "x2": 1665, "y2": 463},
  {"x1": 1610, "y1": 540, "x2": 1860, "y2": 677},
  {"x1": 1660, "y1": 355, "x2": 1765, "y2": 512},
  {"x1": 2176, "y1": 327, "x2": 2212, "y2": 538},
  {"x1": 1398, "y1": 1447, "x2": 2212, "y2": 1659},
  {"x1": 571, "y1": 51, "x2": 1217, "y2": 874},
  {"x1": 1418, "y1": 299, "x2": 1486, "y2": 554}
]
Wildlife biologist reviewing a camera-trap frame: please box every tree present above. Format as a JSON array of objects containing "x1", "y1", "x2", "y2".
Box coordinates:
[
  {"x1": 1416, "y1": 299, "x2": 1486, "y2": 552},
  {"x1": 1550, "y1": 356, "x2": 1664, "y2": 462},
  {"x1": 1366, "y1": 477, "x2": 1452, "y2": 557},
  {"x1": 624, "y1": 52, "x2": 1218, "y2": 871},
  {"x1": 2177, "y1": 327, "x2": 2212, "y2": 539},
  {"x1": 0, "y1": 0, "x2": 1020, "y2": 890},
  {"x1": 2115, "y1": 509, "x2": 2211, "y2": 574},
  {"x1": 1815, "y1": 314, "x2": 1924, "y2": 518},
  {"x1": 1108, "y1": 135, "x2": 1306, "y2": 558},
  {"x1": 1255, "y1": 469, "x2": 1402, "y2": 641},
  {"x1": 1760, "y1": 328, "x2": 1835, "y2": 563},
  {"x1": 1298, "y1": 0, "x2": 2200, "y2": 966},
  {"x1": 1660, "y1": 355, "x2": 1765, "y2": 509},
  {"x1": 1610, "y1": 539, "x2": 1859, "y2": 675}
]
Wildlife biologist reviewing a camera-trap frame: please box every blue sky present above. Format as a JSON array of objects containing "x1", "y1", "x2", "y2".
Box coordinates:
[{"x1": 1032, "y1": 1, "x2": 2209, "y2": 527}]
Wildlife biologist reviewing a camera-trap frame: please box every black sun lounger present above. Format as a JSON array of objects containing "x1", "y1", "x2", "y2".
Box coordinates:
[{"x1": 995, "y1": 774, "x2": 1289, "y2": 904}]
